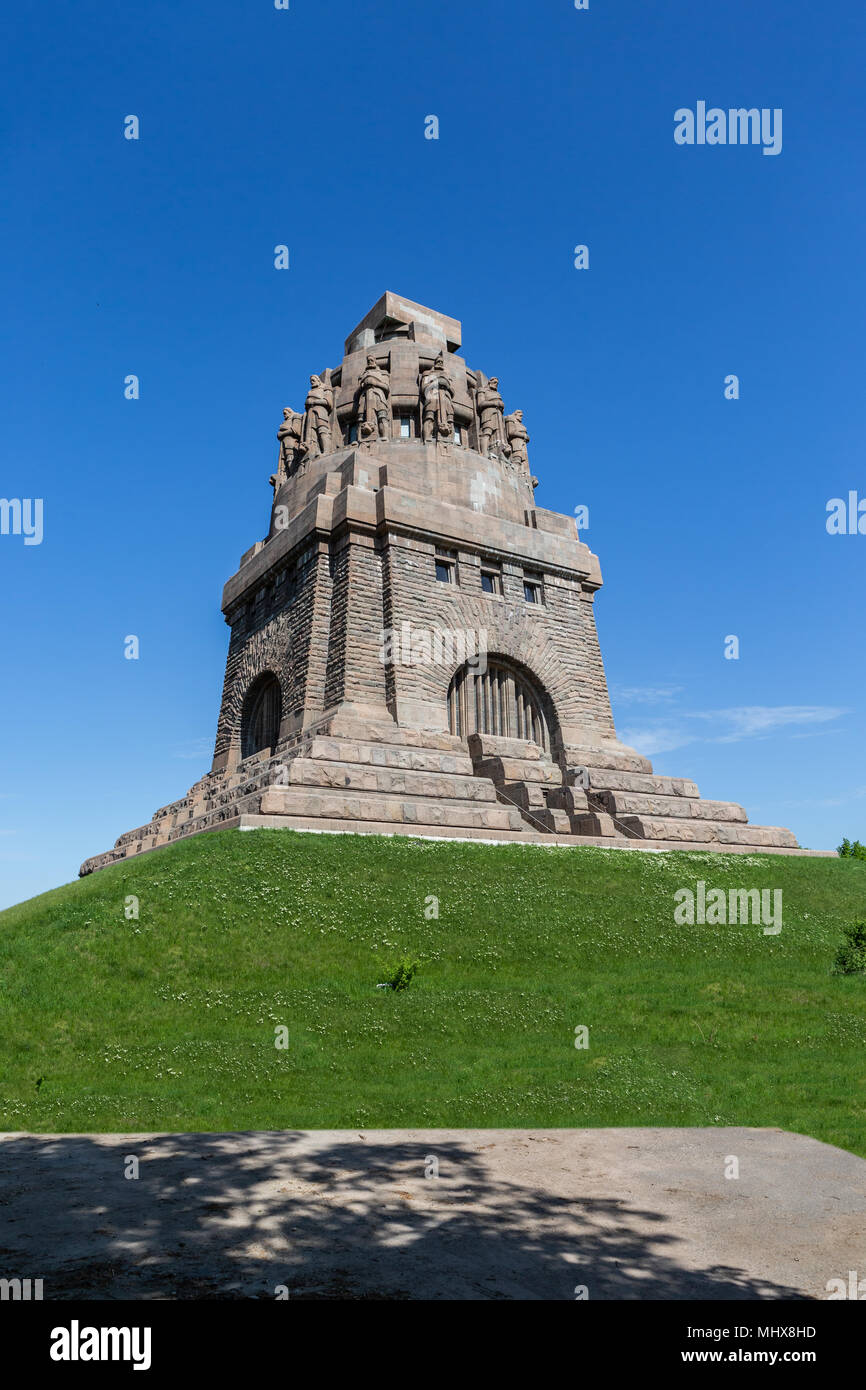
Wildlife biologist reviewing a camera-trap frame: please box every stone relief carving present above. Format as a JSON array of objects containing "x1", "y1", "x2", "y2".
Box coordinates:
[
  {"x1": 356, "y1": 355, "x2": 390, "y2": 440},
  {"x1": 476, "y1": 376, "x2": 510, "y2": 459},
  {"x1": 301, "y1": 373, "x2": 334, "y2": 457},
  {"x1": 419, "y1": 353, "x2": 455, "y2": 442}
]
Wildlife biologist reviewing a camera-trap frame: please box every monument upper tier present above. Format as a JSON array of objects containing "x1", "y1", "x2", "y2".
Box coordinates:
[{"x1": 267, "y1": 292, "x2": 543, "y2": 535}]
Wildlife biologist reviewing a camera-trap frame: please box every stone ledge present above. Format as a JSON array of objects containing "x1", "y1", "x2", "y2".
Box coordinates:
[
  {"x1": 307, "y1": 736, "x2": 474, "y2": 775},
  {"x1": 80, "y1": 816, "x2": 835, "y2": 875},
  {"x1": 286, "y1": 757, "x2": 501, "y2": 802},
  {"x1": 238, "y1": 819, "x2": 833, "y2": 855},
  {"x1": 259, "y1": 786, "x2": 525, "y2": 831},
  {"x1": 620, "y1": 814, "x2": 799, "y2": 848},
  {"x1": 596, "y1": 791, "x2": 748, "y2": 823}
]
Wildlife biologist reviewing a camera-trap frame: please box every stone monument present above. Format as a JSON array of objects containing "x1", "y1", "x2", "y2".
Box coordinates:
[{"x1": 81, "y1": 292, "x2": 802, "y2": 873}]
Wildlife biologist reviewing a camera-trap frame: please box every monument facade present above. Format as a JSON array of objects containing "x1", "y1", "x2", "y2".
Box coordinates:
[{"x1": 81, "y1": 293, "x2": 800, "y2": 873}]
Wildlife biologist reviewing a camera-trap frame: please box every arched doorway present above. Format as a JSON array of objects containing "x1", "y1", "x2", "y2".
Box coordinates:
[
  {"x1": 446, "y1": 660, "x2": 550, "y2": 749},
  {"x1": 241, "y1": 672, "x2": 282, "y2": 759}
]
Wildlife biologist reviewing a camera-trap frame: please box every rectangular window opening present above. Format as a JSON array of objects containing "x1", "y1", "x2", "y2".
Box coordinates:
[{"x1": 435, "y1": 546, "x2": 458, "y2": 585}]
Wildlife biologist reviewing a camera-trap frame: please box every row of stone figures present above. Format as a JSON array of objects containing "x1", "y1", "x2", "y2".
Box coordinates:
[{"x1": 270, "y1": 355, "x2": 531, "y2": 489}]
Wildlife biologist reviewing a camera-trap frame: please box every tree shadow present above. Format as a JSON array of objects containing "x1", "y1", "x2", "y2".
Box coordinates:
[{"x1": 0, "y1": 1132, "x2": 809, "y2": 1300}]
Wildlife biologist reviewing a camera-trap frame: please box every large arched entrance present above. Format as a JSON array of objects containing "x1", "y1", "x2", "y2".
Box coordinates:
[
  {"x1": 446, "y1": 659, "x2": 551, "y2": 749},
  {"x1": 241, "y1": 672, "x2": 282, "y2": 759}
]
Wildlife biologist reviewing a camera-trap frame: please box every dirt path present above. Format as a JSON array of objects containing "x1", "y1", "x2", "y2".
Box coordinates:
[{"x1": 1, "y1": 1128, "x2": 862, "y2": 1300}]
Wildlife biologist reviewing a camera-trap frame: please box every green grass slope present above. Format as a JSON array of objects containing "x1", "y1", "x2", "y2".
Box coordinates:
[{"x1": 1, "y1": 829, "x2": 865, "y2": 1152}]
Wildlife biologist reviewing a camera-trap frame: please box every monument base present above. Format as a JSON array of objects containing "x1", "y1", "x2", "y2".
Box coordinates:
[{"x1": 80, "y1": 711, "x2": 808, "y2": 876}]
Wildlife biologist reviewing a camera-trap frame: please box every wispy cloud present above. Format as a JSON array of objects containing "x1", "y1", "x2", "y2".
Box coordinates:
[
  {"x1": 780, "y1": 785, "x2": 866, "y2": 810},
  {"x1": 618, "y1": 724, "x2": 693, "y2": 755},
  {"x1": 621, "y1": 705, "x2": 847, "y2": 757},
  {"x1": 611, "y1": 684, "x2": 682, "y2": 705},
  {"x1": 691, "y1": 705, "x2": 848, "y2": 742}
]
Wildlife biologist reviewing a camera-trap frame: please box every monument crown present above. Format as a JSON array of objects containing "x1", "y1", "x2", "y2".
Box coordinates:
[
  {"x1": 267, "y1": 291, "x2": 540, "y2": 536},
  {"x1": 345, "y1": 292, "x2": 462, "y2": 355}
]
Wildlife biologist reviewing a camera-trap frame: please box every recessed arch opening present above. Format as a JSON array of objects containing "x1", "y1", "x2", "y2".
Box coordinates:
[
  {"x1": 447, "y1": 659, "x2": 552, "y2": 750},
  {"x1": 241, "y1": 672, "x2": 282, "y2": 759}
]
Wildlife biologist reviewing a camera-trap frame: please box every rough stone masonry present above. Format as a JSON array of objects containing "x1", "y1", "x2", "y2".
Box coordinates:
[{"x1": 81, "y1": 293, "x2": 804, "y2": 873}]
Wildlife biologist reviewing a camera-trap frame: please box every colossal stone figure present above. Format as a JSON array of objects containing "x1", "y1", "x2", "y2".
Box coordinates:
[
  {"x1": 419, "y1": 354, "x2": 455, "y2": 442},
  {"x1": 271, "y1": 406, "x2": 303, "y2": 488},
  {"x1": 476, "y1": 376, "x2": 510, "y2": 458},
  {"x1": 505, "y1": 409, "x2": 530, "y2": 472},
  {"x1": 357, "y1": 355, "x2": 390, "y2": 440},
  {"x1": 302, "y1": 374, "x2": 334, "y2": 457}
]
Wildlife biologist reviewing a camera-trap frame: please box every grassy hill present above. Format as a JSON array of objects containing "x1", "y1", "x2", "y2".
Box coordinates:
[{"x1": 1, "y1": 829, "x2": 865, "y2": 1153}]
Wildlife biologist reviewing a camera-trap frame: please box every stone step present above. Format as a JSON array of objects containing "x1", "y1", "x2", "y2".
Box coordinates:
[
  {"x1": 515, "y1": 805, "x2": 572, "y2": 834},
  {"x1": 496, "y1": 782, "x2": 595, "y2": 827},
  {"x1": 306, "y1": 735, "x2": 475, "y2": 776},
  {"x1": 259, "y1": 785, "x2": 526, "y2": 831},
  {"x1": 485, "y1": 781, "x2": 573, "y2": 835},
  {"x1": 317, "y1": 714, "x2": 463, "y2": 752},
  {"x1": 91, "y1": 731, "x2": 799, "y2": 865},
  {"x1": 573, "y1": 768, "x2": 700, "y2": 799},
  {"x1": 473, "y1": 755, "x2": 561, "y2": 785},
  {"x1": 594, "y1": 791, "x2": 747, "y2": 823},
  {"x1": 80, "y1": 815, "x2": 821, "y2": 875},
  {"x1": 562, "y1": 743, "x2": 653, "y2": 774},
  {"x1": 498, "y1": 781, "x2": 547, "y2": 811},
  {"x1": 191, "y1": 743, "x2": 482, "y2": 820},
  {"x1": 285, "y1": 757, "x2": 500, "y2": 802},
  {"x1": 546, "y1": 786, "x2": 591, "y2": 815},
  {"x1": 467, "y1": 732, "x2": 547, "y2": 762},
  {"x1": 239, "y1": 813, "x2": 544, "y2": 844},
  {"x1": 618, "y1": 815, "x2": 799, "y2": 848},
  {"x1": 568, "y1": 811, "x2": 622, "y2": 838},
  {"x1": 141, "y1": 765, "x2": 281, "y2": 829}
]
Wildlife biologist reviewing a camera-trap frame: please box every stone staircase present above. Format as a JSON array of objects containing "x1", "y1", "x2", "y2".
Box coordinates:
[
  {"x1": 557, "y1": 743, "x2": 799, "y2": 849},
  {"x1": 467, "y1": 733, "x2": 578, "y2": 834},
  {"x1": 80, "y1": 716, "x2": 528, "y2": 874},
  {"x1": 467, "y1": 732, "x2": 798, "y2": 850},
  {"x1": 80, "y1": 715, "x2": 802, "y2": 874}
]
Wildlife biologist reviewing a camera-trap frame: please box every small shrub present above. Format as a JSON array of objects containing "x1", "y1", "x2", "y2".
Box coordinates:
[
  {"x1": 832, "y1": 921, "x2": 866, "y2": 976},
  {"x1": 837, "y1": 838, "x2": 866, "y2": 861},
  {"x1": 383, "y1": 958, "x2": 419, "y2": 992}
]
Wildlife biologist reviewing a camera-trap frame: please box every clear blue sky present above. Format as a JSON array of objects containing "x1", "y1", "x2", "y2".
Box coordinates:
[{"x1": 2, "y1": 0, "x2": 864, "y2": 908}]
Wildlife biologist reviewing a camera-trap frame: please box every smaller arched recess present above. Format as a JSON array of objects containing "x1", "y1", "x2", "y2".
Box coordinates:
[{"x1": 240, "y1": 672, "x2": 282, "y2": 760}]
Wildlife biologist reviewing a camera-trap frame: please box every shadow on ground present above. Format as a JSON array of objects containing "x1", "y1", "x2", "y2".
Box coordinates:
[{"x1": 0, "y1": 1130, "x2": 812, "y2": 1300}]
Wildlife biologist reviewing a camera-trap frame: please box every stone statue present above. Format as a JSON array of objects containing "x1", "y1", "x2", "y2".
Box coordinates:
[
  {"x1": 476, "y1": 377, "x2": 510, "y2": 458},
  {"x1": 301, "y1": 374, "x2": 334, "y2": 457},
  {"x1": 505, "y1": 409, "x2": 530, "y2": 472},
  {"x1": 270, "y1": 406, "x2": 303, "y2": 488},
  {"x1": 419, "y1": 354, "x2": 455, "y2": 443},
  {"x1": 357, "y1": 355, "x2": 390, "y2": 440}
]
